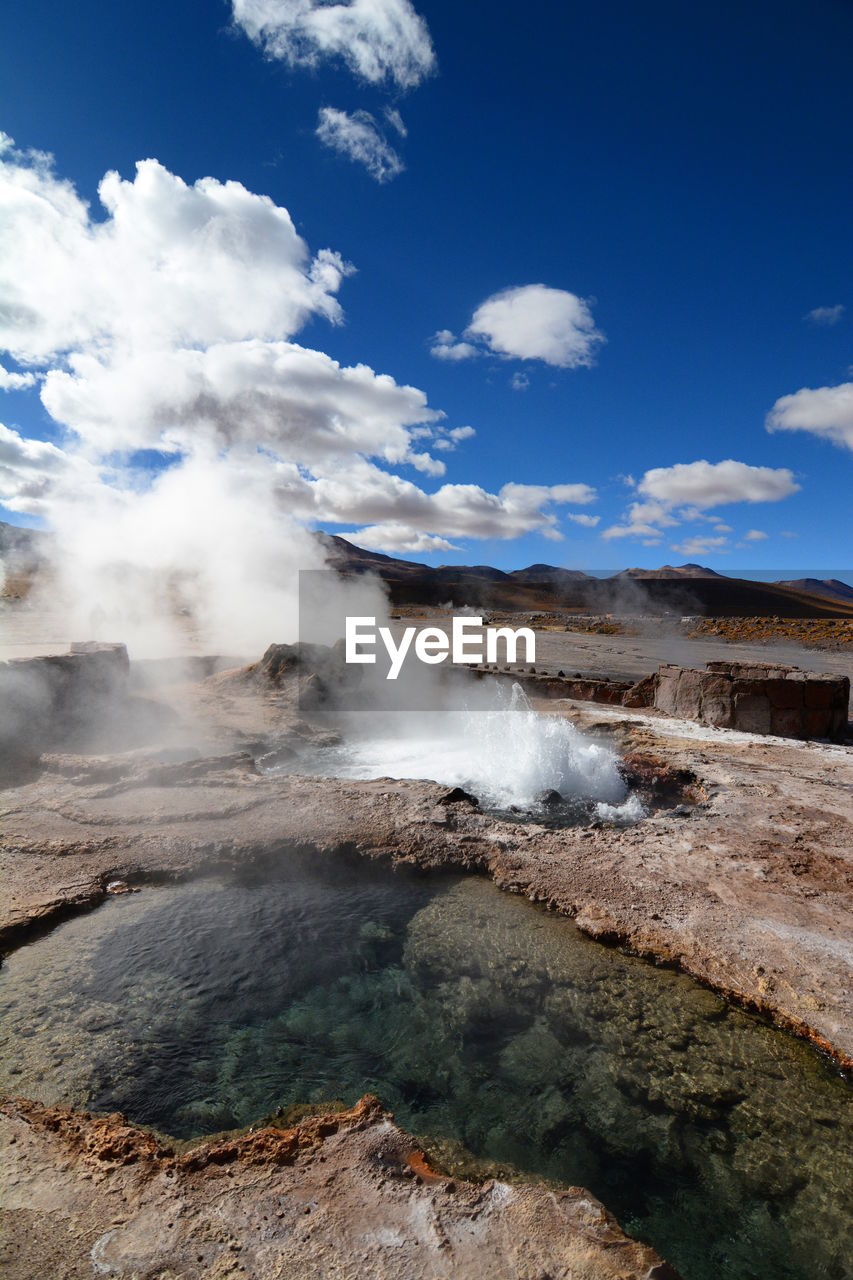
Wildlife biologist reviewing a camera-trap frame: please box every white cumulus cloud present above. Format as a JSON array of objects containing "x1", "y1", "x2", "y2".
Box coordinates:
[
  {"x1": 766, "y1": 381, "x2": 853, "y2": 453},
  {"x1": 638, "y1": 460, "x2": 799, "y2": 508},
  {"x1": 294, "y1": 468, "x2": 596, "y2": 543},
  {"x1": 0, "y1": 361, "x2": 37, "y2": 391},
  {"x1": 602, "y1": 460, "x2": 799, "y2": 544},
  {"x1": 40, "y1": 340, "x2": 443, "y2": 464},
  {"x1": 0, "y1": 422, "x2": 96, "y2": 516},
  {"x1": 0, "y1": 132, "x2": 350, "y2": 364},
  {"x1": 429, "y1": 329, "x2": 479, "y2": 362},
  {"x1": 335, "y1": 524, "x2": 458, "y2": 553},
  {"x1": 432, "y1": 284, "x2": 604, "y2": 369},
  {"x1": 0, "y1": 134, "x2": 600, "y2": 635}
]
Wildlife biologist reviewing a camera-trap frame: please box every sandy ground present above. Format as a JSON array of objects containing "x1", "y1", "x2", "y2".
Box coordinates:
[{"x1": 529, "y1": 625, "x2": 853, "y2": 688}]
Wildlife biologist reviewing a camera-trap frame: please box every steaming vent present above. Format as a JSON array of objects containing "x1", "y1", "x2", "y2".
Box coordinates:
[{"x1": 260, "y1": 683, "x2": 647, "y2": 827}]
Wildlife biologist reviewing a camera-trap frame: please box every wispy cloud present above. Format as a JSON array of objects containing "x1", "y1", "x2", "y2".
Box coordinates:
[
  {"x1": 384, "y1": 106, "x2": 407, "y2": 137},
  {"x1": 804, "y1": 304, "x2": 844, "y2": 326},
  {"x1": 316, "y1": 108, "x2": 404, "y2": 183},
  {"x1": 231, "y1": 0, "x2": 436, "y2": 89},
  {"x1": 670, "y1": 535, "x2": 729, "y2": 557}
]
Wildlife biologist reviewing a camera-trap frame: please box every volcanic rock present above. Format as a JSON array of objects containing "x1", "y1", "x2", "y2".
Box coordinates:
[{"x1": 0, "y1": 1095, "x2": 677, "y2": 1280}]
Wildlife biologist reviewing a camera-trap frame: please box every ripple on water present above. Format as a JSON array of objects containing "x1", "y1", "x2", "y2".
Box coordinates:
[{"x1": 0, "y1": 851, "x2": 850, "y2": 1280}]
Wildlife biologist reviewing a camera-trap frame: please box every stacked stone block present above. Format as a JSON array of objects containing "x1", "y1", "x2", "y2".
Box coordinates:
[{"x1": 654, "y1": 661, "x2": 849, "y2": 741}]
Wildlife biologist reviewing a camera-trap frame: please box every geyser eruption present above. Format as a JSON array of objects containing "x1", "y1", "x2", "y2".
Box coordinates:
[{"x1": 305, "y1": 683, "x2": 642, "y2": 820}]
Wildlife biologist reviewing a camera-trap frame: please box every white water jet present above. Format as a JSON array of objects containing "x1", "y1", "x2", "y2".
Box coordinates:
[{"x1": 328, "y1": 683, "x2": 637, "y2": 814}]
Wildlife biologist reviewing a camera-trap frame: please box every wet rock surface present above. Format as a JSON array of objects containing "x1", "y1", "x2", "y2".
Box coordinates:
[
  {"x1": 0, "y1": 1095, "x2": 675, "y2": 1280},
  {"x1": 2, "y1": 689, "x2": 852, "y2": 1066}
]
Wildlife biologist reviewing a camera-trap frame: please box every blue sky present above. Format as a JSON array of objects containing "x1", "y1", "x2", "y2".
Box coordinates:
[{"x1": 1, "y1": 0, "x2": 851, "y2": 571}]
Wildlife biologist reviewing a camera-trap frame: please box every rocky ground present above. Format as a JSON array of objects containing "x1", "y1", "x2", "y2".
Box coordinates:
[
  {"x1": 516, "y1": 623, "x2": 853, "y2": 696},
  {"x1": 1, "y1": 631, "x2": 852, "y2": 1278},
  {"x1": 684, "y1": 616, "x2": 853, "y2": 649},
  {"x1": 0, "y1": 1095, "x2": 675, "y2": 1280}
]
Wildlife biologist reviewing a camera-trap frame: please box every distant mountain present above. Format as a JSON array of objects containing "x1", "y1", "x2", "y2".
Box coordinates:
[
  {"x1": 319, "y1": 534, "x2": 578, "y2": 609},
  {"x1": 319, "y1": 535, "x2": 423, "y2": 579},
  {"x1": 507, "y1": 563, "x2": 591, "y2": 586},
  {"x1": 616, "y1": 563, "x2": 723, "y2": 580},
  {"x1": 320, "y1": 535, "x2": 853, "y2": 618},
  {"x1": 4, "y1": 522, "x2": 851, "y2": 619},
  {"x1": 0, "y1": 520, "x2": 47, "y2": 572},
  {"x1": 776, "y1": 577, "x2": 853, "y2": 604},
  {"x1": 319, "y1": 538, "x2": 592, "y2": 589}
]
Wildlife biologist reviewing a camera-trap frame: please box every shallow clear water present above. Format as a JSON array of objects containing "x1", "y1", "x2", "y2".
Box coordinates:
[{"x1": 1, "y1": 852, "x2": 851, "y2": 1280}]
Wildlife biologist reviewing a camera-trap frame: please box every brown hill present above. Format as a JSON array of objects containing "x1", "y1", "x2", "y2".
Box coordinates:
[
  {"x1": 618, "y1": 563, "x2": 723, "y2": 580},
  {"x1": 322, "y1": 535, "x2": 853, "y2": 618},
  {"x1": 776, "y1": 578, "x2": 853, "y2": 605},
  {"x1": 3, "y1": 521, "x2": 851, "y2": 620}
]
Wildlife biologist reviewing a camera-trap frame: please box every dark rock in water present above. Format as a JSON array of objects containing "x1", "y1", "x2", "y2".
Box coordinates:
[
  {"x1": 105, "y1": 880, "x2": 134, "y2": 895},
  {"x1": 438, "y1": 786, "x2": 480, "y2": 807},
  {"x1": 536, "y1": 788, "x2": 564, "y2": 808},
  {"x1": 254, "y1": 743, "x2": 297, "y2": 772}
]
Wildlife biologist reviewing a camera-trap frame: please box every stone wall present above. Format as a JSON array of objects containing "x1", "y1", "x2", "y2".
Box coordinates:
[
  {"x1": 0, "y1": 643, "x2": 130, "y2": 766},
  {"x1": 654, "y1": 661, "x2": 849, "y2": 741},
  {"x1": 481, "y1": 668, "x2": 657, "y2": 708}
]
